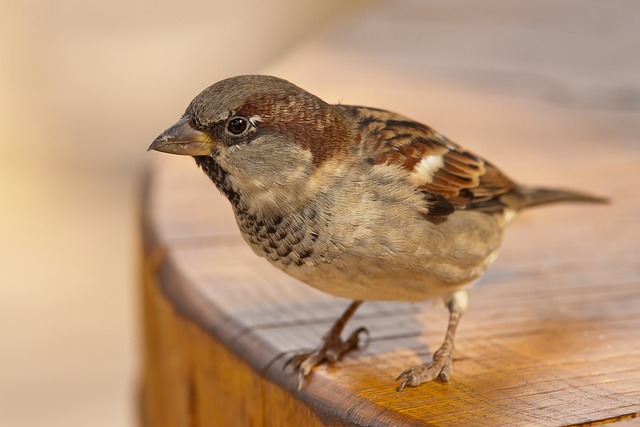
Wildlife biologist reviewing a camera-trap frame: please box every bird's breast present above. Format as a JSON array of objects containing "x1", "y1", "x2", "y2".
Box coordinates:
[
  {"x1": 231, "y1": 186, "x2": 504, "y2": 302},
  {"x1": 233, "y1": 204, "x2": 320, "y2": 268}
]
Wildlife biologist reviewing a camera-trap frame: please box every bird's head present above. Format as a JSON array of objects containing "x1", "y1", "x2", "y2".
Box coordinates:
[{"x1": 149, "y1": 75, "x2": 351, "y2": 210}]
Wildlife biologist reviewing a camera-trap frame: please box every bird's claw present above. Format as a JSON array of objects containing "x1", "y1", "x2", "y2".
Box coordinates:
[
  {"x1": 284, "y1": 326, "x2": 369, "y2": 390},
  {"x1": 396, "y1": 349, "x2": 452, "y2": 392}
]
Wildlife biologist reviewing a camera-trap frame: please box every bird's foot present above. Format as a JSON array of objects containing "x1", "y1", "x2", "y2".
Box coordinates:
[
  {"x1": 396, "y1": 347, "x2": 453, "y2": 392},
  {"x1": 284, "y1": 326, "x2": 369, "y2": 390}
]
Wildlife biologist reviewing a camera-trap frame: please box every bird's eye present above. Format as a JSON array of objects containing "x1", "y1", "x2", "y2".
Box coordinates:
[{"x1": 226, "y1": 117, "x2": 249, "y2": 135}]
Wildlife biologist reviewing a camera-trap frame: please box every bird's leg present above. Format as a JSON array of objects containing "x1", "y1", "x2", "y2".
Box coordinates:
[
  {"x1": 396, "y1": 290, "x2": 468, "y2": 391},
  {"x1": 285, "y1": 300, "x2": 368, "y2": 389}
]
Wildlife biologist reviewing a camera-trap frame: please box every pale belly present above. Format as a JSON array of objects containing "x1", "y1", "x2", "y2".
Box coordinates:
[
  {"x1": 285, "y1": 249, "x2": 501, "y2": 302},
  {"x1": 238, "y1": 207, "x2": 505, "y2": 302}
]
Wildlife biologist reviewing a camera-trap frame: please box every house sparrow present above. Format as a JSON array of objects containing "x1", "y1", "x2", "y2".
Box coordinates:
[{"x1": 149, "y1": 75, "x2": 607, "y2": 391}]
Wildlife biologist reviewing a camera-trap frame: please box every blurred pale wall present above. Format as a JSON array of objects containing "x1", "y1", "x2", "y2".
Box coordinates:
[{"x1": 0, "y1": 1, "x2": 365, "y2": 426}]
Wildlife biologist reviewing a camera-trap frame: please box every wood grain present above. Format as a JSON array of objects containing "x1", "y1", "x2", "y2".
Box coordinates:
[{"x1": 140, "y1": 1, "x2": 640, "y2": 425}]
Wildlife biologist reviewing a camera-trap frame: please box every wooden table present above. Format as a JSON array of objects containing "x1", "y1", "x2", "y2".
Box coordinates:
[{"x1": 140, "y1": 1, "x2": 640, "y2": 425}]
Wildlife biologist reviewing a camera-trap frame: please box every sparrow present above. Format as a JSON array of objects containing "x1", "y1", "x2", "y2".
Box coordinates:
[{"x1": 149, "y1": 75, "x2": 607, "y2": 391}]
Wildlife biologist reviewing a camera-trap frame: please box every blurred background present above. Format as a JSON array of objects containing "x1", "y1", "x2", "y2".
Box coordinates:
[
  {"x1": 0, "y1": 1, "x2": 365, "y2": 426},
  {"x1": 1, "y1": 0, "x2": 638, "y2": 426}
]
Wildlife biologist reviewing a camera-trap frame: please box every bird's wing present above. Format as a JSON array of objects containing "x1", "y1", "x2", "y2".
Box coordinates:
[{"x1": 348, "y1": 106, "x2": 516, "y2": 221}]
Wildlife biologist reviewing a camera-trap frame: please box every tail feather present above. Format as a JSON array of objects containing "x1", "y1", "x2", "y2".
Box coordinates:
[{"x1": 515, "y1": 186, "x2": 609, "y2": 209}]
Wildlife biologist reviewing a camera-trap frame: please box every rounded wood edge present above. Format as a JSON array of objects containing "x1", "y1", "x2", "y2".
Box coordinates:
[
  {"x1": 139, "y1": 170, "x2": 326, "y2": 426},
  {"x1": 139, "y1": 169, "x2": 423, "y2": 427},
  {"x1": 139, "y1": 251, "x2": 329, "y2": 427}
]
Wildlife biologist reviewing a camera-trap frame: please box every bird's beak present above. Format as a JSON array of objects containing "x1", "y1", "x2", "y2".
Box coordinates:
[{"x1": 148, "y1": 116, "x2": 213, "y2": 156}]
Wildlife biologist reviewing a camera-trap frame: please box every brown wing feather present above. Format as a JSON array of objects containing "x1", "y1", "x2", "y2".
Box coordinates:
[{"x1": 346, "y1": 106, "x2": 515, "y2": 219}]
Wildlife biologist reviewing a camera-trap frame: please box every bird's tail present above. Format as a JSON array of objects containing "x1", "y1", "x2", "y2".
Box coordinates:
[{"x1": 515, "y1": 186, "x2": 609, "y2": 210}]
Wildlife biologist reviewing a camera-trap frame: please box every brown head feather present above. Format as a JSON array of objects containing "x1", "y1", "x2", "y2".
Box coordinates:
[{"x1": 187, "y1": 75, "x2": 351, "y2": 167}]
